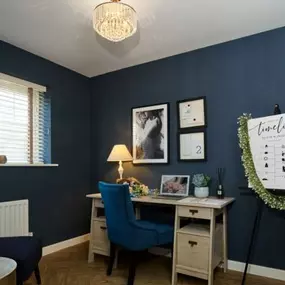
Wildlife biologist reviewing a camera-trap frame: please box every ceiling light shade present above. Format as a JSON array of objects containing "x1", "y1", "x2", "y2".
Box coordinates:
[{"x1": 93, "y1": 0, "x2": 137, "y2": 42}]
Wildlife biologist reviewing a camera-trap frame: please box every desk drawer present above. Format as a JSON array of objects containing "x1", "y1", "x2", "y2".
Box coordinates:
[
  {"x1": 94, "y1": 199, "x2": 104, "y2": 208},
  {"x1": 91, "y1": 220, "x2": 109, "y2": 253},
  {"x1": 177, "y1": 233, "x2": 209, "y2": 272},
  {"x1": 177, "y1": 206, "x2": 210, "y2": 220}
]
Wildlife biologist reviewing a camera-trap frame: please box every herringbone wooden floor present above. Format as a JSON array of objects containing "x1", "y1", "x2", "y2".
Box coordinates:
[{"x1": 25, "y1": 242, "x2": 283, "y2": 285}]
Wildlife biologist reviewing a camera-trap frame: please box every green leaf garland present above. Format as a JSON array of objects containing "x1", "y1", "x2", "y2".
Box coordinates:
[{"x1": 238, "y1": 114, "x2": 285, "y2": 210}]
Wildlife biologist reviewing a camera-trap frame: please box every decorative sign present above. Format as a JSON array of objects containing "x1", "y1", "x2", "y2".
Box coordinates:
[{"x1": 248, "y1": 114, "x2": 285, "y2": 190}]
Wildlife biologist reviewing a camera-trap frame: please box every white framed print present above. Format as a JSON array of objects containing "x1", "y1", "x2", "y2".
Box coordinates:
[
  {"x1": 132, "y1": 103, "x2": 169, "y2": 164},
  {"x1": 178, "y1": 131, "x2": 207, "y2": 161},
  {"x1": 177, "y1": 96, "x2": 207, "y2": 129},
  {"x1": 160, "y1": 175, "x2": 190, "y2": 196}
]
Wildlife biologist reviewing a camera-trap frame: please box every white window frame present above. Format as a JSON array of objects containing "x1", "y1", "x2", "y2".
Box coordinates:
[{"x1": 0, "y1": 73, "x2": 58, "y2": 167}]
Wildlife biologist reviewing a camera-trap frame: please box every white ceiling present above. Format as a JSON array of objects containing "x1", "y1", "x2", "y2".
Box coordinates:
[{"x1": 1, "y1": 0, "x2": 285, "y2": 78}]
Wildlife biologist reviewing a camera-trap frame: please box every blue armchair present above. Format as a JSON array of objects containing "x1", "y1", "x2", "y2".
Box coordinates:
[
  {"x1": 0, "y1": 236, "x2": 42, "y2": 285},
  {"x1": 99, "y1": 182, "x2": 174, "y2": 285}
]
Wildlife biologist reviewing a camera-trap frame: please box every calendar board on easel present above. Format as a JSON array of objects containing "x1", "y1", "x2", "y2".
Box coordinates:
[{"x1": 248, "y1": 113, "x2": 285, "y2": 190}]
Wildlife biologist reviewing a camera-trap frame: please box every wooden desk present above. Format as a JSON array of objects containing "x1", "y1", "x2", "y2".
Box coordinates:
[
  {"x1": 0, "y1": 257, "x2": 17, "y2": 285},
  {"x1": 86, "y1": 193, "x2": 234, "y2": 285}
]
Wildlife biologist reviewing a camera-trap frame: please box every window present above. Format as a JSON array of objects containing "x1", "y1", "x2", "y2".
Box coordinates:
[{"x1": 0, "y1": 74, "x2": 51, "y2": 164}]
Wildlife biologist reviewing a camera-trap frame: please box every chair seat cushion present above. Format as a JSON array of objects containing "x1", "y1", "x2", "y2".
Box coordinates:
[
  {"x1": 135, "y1": 220, "x2": 174, "y2": 246},
  {"x1": 0, "y1": 236, "x2": 42, "y2": 282}
]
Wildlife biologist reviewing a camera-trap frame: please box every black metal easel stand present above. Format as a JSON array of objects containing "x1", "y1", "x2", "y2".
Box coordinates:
[
  {"x1": 241, "y1": 196, "x2": 264, "y2": 285},
  {"x1": 240, "y1": 106, "x2": 283, "y2": 284}
]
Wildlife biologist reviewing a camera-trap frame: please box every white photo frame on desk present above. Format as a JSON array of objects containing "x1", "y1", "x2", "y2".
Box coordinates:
[{"x1": 160, "y1": 175, "x2": 190, "y2": 196}]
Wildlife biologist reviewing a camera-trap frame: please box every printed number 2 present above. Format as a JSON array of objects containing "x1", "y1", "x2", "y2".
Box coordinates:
[{"x1": 196, "y1": 145, "x2": 202, "y2": 154}]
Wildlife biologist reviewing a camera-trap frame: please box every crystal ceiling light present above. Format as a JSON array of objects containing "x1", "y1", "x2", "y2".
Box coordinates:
[{"x1": 93, "y1": 0, "x2": 137, "y2": 42}]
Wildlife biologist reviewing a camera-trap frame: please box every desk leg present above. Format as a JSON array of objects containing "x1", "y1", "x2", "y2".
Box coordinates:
[
  {"x1": 171, "y1": 207, "x2": 179, "y2": 285},
  {"x1": 135, "y1": 205, "x2": 141, "y2": 220},
  {"x1": 223, "y1": 208, "x2": 228, "y2": 272},
  {"x1": 88, "y1": 202, "x2": 96, "y2": 263},
  {"x1": 88, "y1": 249, "x2": 94, "y2": 263},
  {"x1": 113, "y1": 248, "x2": 120, "y2": 269},
  {"x1": 208, "y1": 209, "x2": 215, "y2": 285}
]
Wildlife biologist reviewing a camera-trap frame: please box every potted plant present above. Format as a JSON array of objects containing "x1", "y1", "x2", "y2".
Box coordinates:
[{"x1": 192, "y1": 174, "x2": 211, "y2": 198}]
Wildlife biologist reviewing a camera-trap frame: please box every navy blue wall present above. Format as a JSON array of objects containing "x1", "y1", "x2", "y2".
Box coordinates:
[
  {"x1": 91, "y1": 28, "x2": 285, "y2": 270},
  {"x1": 0, "y1": 41, "x2": 91, "y2": 246},
  {"x1": 1, "y1": 27, "x2": 284, "y2": 269}
]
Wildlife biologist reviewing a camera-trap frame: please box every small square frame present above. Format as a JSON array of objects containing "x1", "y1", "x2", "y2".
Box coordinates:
[
  {"x1": 177, "y1": 96, "x2": 207, "y2": 130},
  {"x1": 177, "y1": 130, "x2": 207, "y2": 162}
]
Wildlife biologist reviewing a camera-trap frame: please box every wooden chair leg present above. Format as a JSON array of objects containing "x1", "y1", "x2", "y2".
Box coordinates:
[
  {"x1": 127, "y1": 251, "x2": 139, "y2": 285},
  {"x1": 34, "y1": 265, "x2": 41, "y2": 285},
  {"x1": 170, "y1": 247, "x2": 174, "y2": 281},
  {"x1": 107, "y1": 243, "x2": 116, "y2": 276}
]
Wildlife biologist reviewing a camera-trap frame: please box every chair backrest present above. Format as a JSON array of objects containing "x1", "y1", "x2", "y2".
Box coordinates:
[{"x1": 98, "y1": 182, "x2": 136, "y2": 247}]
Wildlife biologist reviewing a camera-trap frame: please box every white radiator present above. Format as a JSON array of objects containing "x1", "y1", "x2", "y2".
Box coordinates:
[{"x1": 0, "y1": 200, "x2": 29, "y2": 237}]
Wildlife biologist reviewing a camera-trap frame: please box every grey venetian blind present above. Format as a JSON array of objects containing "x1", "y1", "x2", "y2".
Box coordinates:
[{"x1": 0, "y1": 78, "x2": 51, "y2": 164}]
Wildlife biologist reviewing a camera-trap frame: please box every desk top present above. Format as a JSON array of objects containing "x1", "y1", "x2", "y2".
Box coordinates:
[
  {"x1": 0, "y1": 257, "x2": 17, "y2": 280},
  {"x1": 86, "y1": 193, "x2": 235, "y2": 209}
]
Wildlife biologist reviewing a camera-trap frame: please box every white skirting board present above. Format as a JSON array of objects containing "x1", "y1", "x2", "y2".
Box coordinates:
[
  {"x1": 42, "y1": 234, "x2": 90, "y2": 256},
  {"x1": 228, "y1": 260, "x2": 285, "y2": 281},
  {"x1": 43, "y1": 236, "x2": 285, "y2": 281}
]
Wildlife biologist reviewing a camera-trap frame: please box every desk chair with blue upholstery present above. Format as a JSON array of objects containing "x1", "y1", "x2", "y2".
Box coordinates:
[{"x1": 99, "y1": 182, "x2": 174, "y2": 285}]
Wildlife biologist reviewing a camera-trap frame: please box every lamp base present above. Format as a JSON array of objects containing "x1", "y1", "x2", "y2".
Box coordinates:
[{"x1": 118, "y1": 161, "x2": 124, "y2": 180}]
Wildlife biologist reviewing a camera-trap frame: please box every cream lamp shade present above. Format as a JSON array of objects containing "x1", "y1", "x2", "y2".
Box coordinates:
[
  {"x1": 107, "y1": 144, "x2": 133, "y2": 162},
  {"x1": 107, "y1": 144, "x2": 132, "y2": 179}
]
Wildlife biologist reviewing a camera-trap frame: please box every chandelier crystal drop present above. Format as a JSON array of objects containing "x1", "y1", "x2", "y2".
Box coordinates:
[{"x1": 93, "y1": 0, "x2": 137, "y2": 42}]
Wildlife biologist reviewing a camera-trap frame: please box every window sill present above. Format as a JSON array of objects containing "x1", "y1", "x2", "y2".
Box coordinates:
[{"x1": 0, "y1": 163, "x2": 59, "y2": 167}]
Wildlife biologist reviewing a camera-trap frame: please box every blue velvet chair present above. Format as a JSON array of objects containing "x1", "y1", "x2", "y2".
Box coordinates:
[
  {"x1": 0, "y1": 236, "x2": 42, "y2": 285},
  {"x1": 99, "y1": 181, "x2": 174, "y2": 285}
]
